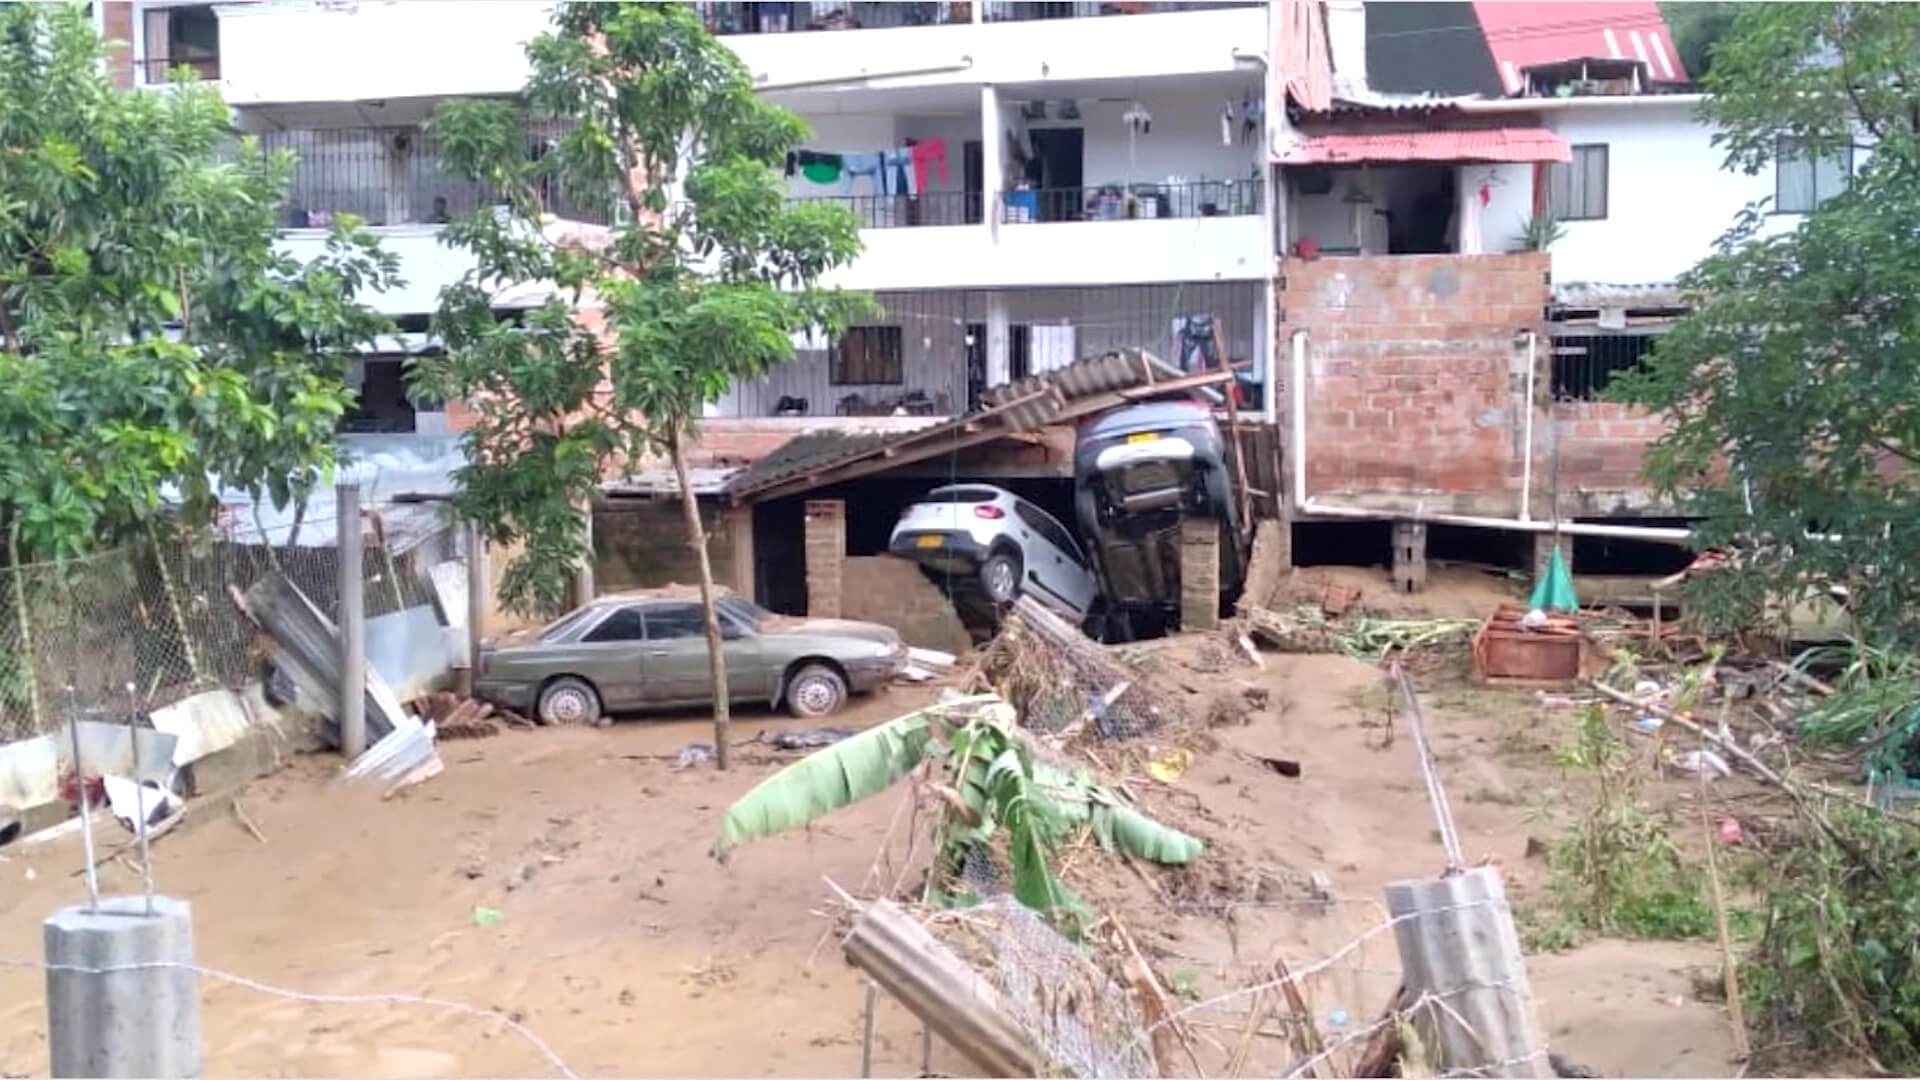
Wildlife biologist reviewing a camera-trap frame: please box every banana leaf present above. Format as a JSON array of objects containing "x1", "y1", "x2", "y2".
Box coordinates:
[
  {"x1": 714, "y1": 705, "x2": 951, "y2": 854},
  {"x1": 1091, "y1": 803, "x2": 1205, "y2": 865}
]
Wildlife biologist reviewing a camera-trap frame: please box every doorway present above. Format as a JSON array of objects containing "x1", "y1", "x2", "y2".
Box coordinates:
[
  {"x1": 1027, "y1": 128, "x2": 1084, "y2": 222},
  {"x1": 963, "y1": 139, "x2": 984, "y2": 225}
]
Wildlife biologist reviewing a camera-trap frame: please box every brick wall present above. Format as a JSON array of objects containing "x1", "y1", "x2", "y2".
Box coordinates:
[
  {"x1": 592, "y1": 499, "x2": 739, "y2": 593},
  {"x1": 1283, "y1": 253, "x2": 1548, "y2": 515},
  {"x1": 101, "y1": 2, "x2": 134, "y2": 89},
  {"x1": 803, "y1": 499, "x2": 845, "y2": 618},
  {"x1": 1552, "y1": 400, "x2": 1670, "y2": 510}
]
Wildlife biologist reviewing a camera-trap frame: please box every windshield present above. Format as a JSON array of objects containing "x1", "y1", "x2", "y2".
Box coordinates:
[
  {"x1": 718, "y1": 595, "x2": 772, "y2": 629},
  {"x1": 538, "y1": 606, "x2": 596, "y2": 643}
]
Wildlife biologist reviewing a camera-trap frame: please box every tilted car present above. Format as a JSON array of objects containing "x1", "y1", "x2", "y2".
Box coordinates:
[
  {"x1": 474, "y1": 589, "x2": 906, "y2": 725},
  {"x1": 1074, "y1": 399, "x2": 1246, "y2": 637},
  {"x1": 887, "y1": 483, "x2": 1099, "y2": 621}
]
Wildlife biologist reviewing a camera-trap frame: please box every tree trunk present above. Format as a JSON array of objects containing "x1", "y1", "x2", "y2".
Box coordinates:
[{"x1": 668, "y1": 425, "x2": 730, "y2": 770}]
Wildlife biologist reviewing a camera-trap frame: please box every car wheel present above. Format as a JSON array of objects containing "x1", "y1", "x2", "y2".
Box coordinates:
[
  {"x1": 785, "y1": 664, "x2": 848, "y2": 719},
  {"x1": 538, "y1": 677, "x2": 603, "y2": 727},
  {"x1": 981, "y1": 550, "x2": 1022, "y2": 604}
]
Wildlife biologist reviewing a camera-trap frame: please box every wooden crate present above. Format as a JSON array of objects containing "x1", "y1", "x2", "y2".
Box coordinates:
[{"x1": 1470, "y1": 605, "x2": 1584, "y2": 687}]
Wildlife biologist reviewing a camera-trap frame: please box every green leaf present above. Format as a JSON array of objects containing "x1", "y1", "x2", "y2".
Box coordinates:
[{"x1": 1091, "y1": 804, "x2": 1205, "y2": 865}]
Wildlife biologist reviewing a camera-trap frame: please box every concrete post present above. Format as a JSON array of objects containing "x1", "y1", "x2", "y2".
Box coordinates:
[
  {"x1": 465, "y1": 520, "x2": 488, "y2": 693},
  {"x1": 1392, "y1": 521, "x2": 1428, "y2": 595},
  {"x1": 1178, "y1": 516, "x2": 1220, "y2": 631},
  {"x1": 337, "y1": 478, "x2": 366, "y2": 760},
  {"x1": 804, "y1": 500, "x2": 846, "y2": 618},
  {"x1": 575, "y1": 505, "x2": 596, "y2": 607},
  {"x1": 726, "y1": 504, "x2": 756, "y2": 601},
  {"x1": 383, "y1": 130, "x2": 413, "y2": 226},
  {"x1": 979, "y1": 84, "x2": 1000, "y2": 238},
  {"x1": 985, "y1": 292, "x2": 1011, "y2": 388},
  {"x1": 1383, "y1": 867, "x2": 1548, "y2": 1078},
  {"x1": 44, "y1": 895, "x2": 202, "y2": 1078}
]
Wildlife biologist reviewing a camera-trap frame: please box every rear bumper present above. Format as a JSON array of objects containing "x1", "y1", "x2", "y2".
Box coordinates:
[
  {"x1": 888, "y1": 530, "x2": 989, "y2": 566},
  {"x1": 473, "y1": 679, "x2": 536, "y2": 713}
]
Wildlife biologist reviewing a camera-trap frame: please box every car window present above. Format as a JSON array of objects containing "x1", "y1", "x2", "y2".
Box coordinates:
[
  {"x1": 582, "y1": 606, "x2": 646, "y2": 643},
  {"x1": 925, "y1": 487, "x2": 998, "y2": 503},
  {"x1": 1015, "y1": 501, "x2": 1087, "y2": 565},
  {"x1": 644, "y1": 603, "x2": 707, "y2": 641},
  {"x1": 717, "y1": 595, "x2": 769, "y2": 628}
]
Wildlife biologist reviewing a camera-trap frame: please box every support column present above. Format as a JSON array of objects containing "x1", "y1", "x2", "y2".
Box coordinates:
[
  {"x1": 1179, "y1": 516, "x2": 1220, "y2": 631},
  {"x1": 383, "y1": 130, "x2": 413, "y2": 226},
  {"x1": 465, "y1": 521, "x2": 488, "y2": 696},
  {"x1": 979, "y1": 84, "x2": 1001, "y2": 241},
  {"x1": 985, "y1": 292, "x2": 1011, "y2": 389},
  {"x1": 804, "y1": 500, "x2": 845, "y2": 618},
  {"x1": 336, "y1": 478, "x2": 366, "y2": 760},
  {"x1": 45, "y1": 895, "x2": 203, "y2": 1078},
  {"x1": 1384, "y1": 868, "x2": 1548, "y2": 1078},
  {"x1": 1392, "y1": 521, "x2": 1428, "y2": 595},
  {"x1": 575, "y1": 505, "x2": 596, "y2": 607},
  {"x1": 726, "y1": 504, "x2": 756, "y2": 602},
  {"x1": 1531, "y1": 532, "x2": 1572, "y2": 583}
]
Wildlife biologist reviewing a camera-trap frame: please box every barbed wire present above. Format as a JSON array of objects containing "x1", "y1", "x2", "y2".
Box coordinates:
[{"x1": 0, "y1": 956, "x2": 579, "y2": 1080}]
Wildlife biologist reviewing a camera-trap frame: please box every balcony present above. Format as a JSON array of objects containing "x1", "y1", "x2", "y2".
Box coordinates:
[
  {"x1": 999, "y1": 179, "x2": 1261, "y2": 223},
  {"x1": 257, "y1": 125, "x2": 610, "y2": 230},
  {"x1": 138, "y1": 54, "x2": 220, "y2": 84},
  {"x1": 698, "y1": 1, "x2": 1256, "y2": 35}
]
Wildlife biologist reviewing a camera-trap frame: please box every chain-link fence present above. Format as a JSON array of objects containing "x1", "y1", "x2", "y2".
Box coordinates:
[{"x1": 0, "y1": 506, "x2": 459, "y2": 744}]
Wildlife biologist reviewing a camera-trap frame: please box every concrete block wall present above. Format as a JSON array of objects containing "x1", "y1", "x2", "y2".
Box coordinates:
[
  {"x1": 1179, "y1": 516, "x2": 1220, "y2": 630},
  {"x1": 804, "y1": 500, "x2": 845, "y2": 618},
  {"x1": 592, "y1": 499, "x2": 740, "y2": 594},
  {"x1": 1549, "y1": 399, "x2": 1670, "y2": 511},
  {"x1": 1282, "y1": 253, "x2": 1548, "y2": 514}
]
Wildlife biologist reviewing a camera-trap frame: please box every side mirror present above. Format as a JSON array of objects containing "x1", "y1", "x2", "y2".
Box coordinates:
[{"x1": 720, "y1": 622, "x2": 746, "y2": 641}]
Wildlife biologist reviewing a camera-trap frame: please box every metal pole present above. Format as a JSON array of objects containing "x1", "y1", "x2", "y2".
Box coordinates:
[
  {"x1": 63, "y1": 686, "x2": 98, "y2": 911},
  {"x1": 466, "y1": 520, "x2": 487, "y2": 689},
  {"x1": 124, "y1": 682, "x2": 154, "y2": 916},
  {"x1": 337, "y1": 478, "x2": 367, "y2": 760}
]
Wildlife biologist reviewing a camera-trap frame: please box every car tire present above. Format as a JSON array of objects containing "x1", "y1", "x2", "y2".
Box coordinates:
[
  {"x1": 981, "y1": 550, "x2": 1022, "y2": 604},
  {"x1": 538, "y1": 676, "x2": 603, "y2": 727},
  {"x1": 785, "y1": 664, "x2": 848, "y2": 719}
]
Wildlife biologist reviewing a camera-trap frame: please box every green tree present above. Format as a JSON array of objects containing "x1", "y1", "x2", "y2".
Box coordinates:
[
  {"x1": 1612, "y1": 3, "x2": 1920, "y2": 645},
  {"x1": 416, "y1": 3, "x2": 869, "y2": 767},
  {"x1": 1659, "y1": 2, "x2": 1739, "y2": 82},
  {"x1": 0, "y1": 4, "x2": 399, "y2": 563}
]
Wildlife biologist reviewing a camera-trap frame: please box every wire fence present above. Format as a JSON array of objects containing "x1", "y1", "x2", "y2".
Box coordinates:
[{"x1": 0, "y1": 510, "x2": 458, "y2": 744}]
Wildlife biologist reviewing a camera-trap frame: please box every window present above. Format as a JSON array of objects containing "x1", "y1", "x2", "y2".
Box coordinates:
[
  {"x1": 1550, "y1": 333, "x2": 1656, "y2": 401},
  {"x1": 926, "y1": 487, "x2": 999, "y2": 504},
  {"x1": 830, "y1": 326, "x2": 904, "y2": 385},
  {"x1": 643, "y1": 603, "x2": 707, "y2": 641},
  {"x1": 583, "y1": 607, "x2": 647, "y2": 643},
  {"x1": 1014, "y1": 501, "x2": 1086, "y2": 566},
  {"x1": 1545, "y1": 145, "x2": 1608, "y2": 221},
  {"x1": 1775, "y1": 137, "x2": 1852, "y2": 213},
  {"x1": 138, "y1": 3, "x2": 220, "y2": 84}
]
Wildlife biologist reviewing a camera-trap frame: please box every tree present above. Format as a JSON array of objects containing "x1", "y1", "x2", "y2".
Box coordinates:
[
  {"x1": 1611, "y1": 4, "x2": 1920, "y2": 647},
  {"x1": 0, "y1": 4, "x2": 399, "y2": 564},
  {"x1": 1658, "y1": 2, "x2": 1739, "y2": 82},
  {"x1": 416, "y1": 4, "x2": 869, "y2": 768}
]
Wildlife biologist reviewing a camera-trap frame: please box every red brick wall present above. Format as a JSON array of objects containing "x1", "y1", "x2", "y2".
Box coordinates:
[
  {"x1": 1283, "y1": 253, "x2": 1548, "y2": 511},
  {"x1": 101, "y1": 2, "x2": 134, "y2": 89},
  {"x1": 1553, "y1": 399, "x2": 1668, "y2": 496}
]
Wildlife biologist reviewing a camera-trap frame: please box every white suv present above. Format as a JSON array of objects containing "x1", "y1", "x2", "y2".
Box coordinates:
[{"x1": 889, "y1": 484, "x2": 1099, "y2": 620}]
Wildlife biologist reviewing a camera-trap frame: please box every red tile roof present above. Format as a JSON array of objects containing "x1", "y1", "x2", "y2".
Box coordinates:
[{"x1": 1282, "y1": 127, "x2": 1572, "y2": 166}]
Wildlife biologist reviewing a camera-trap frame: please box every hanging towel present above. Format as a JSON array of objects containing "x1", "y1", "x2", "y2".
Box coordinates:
[
  {"x1": 910, "y1": 137, "x2": 950, "y2": 189},
  {"x1": 880, "y1": 148, "x2": 917, "y2": 196},
  {"x1": 842, "y1": 152, "x2": 884, "y2": 196},
  {"x1": 795, "y1": 150, "x2": 844, "y2": 185},
  {"x1": 1221, "y1": 100, "x2": 1235, "y2": 147}
]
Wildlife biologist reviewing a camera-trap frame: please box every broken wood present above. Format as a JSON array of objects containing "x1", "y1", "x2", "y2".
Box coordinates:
[
  {"x1": 1700, "y1": 790, "x2": 1749, "y2": 1062},
  {"x1": 1353, "y1": 984, "x2": 1411, "y2": 1077},
  {"x1": 230, "y1": 797, "x2": 267, "y2": 845},
  {"x1": 840, "y1": 899, "x2": 1038, "y2": 1078},
  {"x1": 1114, "y1": 915, "x2": 1206, "y2": 1078}
]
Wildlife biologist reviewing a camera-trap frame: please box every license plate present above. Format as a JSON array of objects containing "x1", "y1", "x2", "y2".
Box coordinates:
[
  {"x1": 1127, "y1": 432, "x2": 1161, "y2": 444},
  {"x1": 916, "y1": 535, "x2": 944, "y2": 549}
]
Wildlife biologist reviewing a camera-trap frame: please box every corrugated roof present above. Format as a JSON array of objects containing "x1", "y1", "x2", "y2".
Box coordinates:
[
  {"x1": 1552, "y1": 281, "x2": 1687, "y2": 310},
  {"x1": 1472, "y1": 2, "x2": 1686, "y2": 93},
  {"x1": 1282, "y1": 127, "x2": 1571, "y2": 165},
  {"x1": 722, "y1": 430, "x2": 908, "y2": 498}
]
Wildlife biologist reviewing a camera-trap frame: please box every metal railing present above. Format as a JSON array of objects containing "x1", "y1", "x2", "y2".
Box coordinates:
[
  {"x1": 699, "y1": 1, "x2": 1255, "y2": 34},
  {"x1": 999, "y1": 179, "x2": 1263, "y2": 224},
  {"x1": 138, "y1": 55, "x2": 220, "y2": 83},
  {"x1": 257, "y1": 124, "x2": 612, "y2": 229},
  {"x1": 788, "y1": 190, "x2": 980, "y2": 228}
]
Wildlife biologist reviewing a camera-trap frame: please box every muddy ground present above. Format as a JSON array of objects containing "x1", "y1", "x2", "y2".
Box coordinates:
[{"x1": 0, "y1": 563, "x2": 1747, "y2": 1078}]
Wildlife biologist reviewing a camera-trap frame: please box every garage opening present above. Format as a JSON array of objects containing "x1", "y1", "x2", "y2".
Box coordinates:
[{"x1": 1291, "y1": 520, "x2": 1392, "y2": 568}]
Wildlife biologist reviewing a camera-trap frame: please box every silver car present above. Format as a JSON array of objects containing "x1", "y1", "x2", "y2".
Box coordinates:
[
  {"x1": 887, "y1": 483, "x2": 1099, "y2": 620},
  {"x1": 475, "y1": 589, "x2": 907, "y2": 725}
]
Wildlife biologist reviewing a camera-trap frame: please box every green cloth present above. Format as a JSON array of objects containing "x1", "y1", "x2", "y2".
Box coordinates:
[
  {"x1": 1528, "y1": 544, "x2": 1579, "y2": 612},
  {"x1": 801, "y1": 159, "x2": 842, "y2": 184}
]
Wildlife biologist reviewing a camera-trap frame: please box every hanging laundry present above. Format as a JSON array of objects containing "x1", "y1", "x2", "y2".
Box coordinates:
[
  {"x1": 880, "y1": 148, "x2": 918, "y2": 196},
  {"x1": 796, "y1": 150, "x2": 844, "y2": 185},
  {"x1": 910, "y1": 137, "x2": 950, "y2": 189},
  {"x1": 1241, "y1": 93, "x2": 1262, "y2": 144},
  {"x1": 1174, "y1": 314, "x2": 1221, "y2": 374},
  {"x1": 1221, "y1": 99, "x2": 1235, "y2": 146},
  {"x1": 842, "y1": 151, "x2": 884, "y2": 196}
]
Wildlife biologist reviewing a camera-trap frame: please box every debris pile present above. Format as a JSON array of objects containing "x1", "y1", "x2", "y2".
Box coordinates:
[
  {"x1": 977, "y1": 596, "x2": 1182, "y2": 737},
  {"x1": 409, "y1": 692, "x2": 534, "y2": 739}
]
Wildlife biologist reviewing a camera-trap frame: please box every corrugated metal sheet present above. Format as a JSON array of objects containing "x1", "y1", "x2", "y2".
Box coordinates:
[
  {"x1": 1472, "y1": 1, "x2": 1686, "y2": 93},
  {"x1": 1275, "y1": 0, "x2": 1334, "y2": 112},
  {"x1": 1282, "y1": 127, "x2": 1571, "y2": 165},
  {"x1": 721, "y1": 430, "x2": 907, "y2": 499},
  {"x1": 1552, "y1": 281, "x2": 1686, "y2": 309}
]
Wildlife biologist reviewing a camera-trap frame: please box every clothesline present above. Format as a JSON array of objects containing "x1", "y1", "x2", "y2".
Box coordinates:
[{"x1": 787, "y1": 137, "x2": 949, "y2": 198}]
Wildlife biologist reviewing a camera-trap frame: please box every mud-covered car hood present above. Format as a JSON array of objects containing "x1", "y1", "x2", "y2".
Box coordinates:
[{"x1": 763, "y1": 616, "x2": 902, "y2": 648}]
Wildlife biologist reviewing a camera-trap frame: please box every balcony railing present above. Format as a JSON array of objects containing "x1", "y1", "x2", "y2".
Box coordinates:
[
  {"x1": 699, "y1": 1, "x2": 1255, "y2": 35},
  {"x1": 999, "y1": 179, "x2": 1262, "y2": 224},
  {"x1": 257, "y1": 125, "x2": 611, "y2": 229},
  {"x1": 789, "y1": 191, "x2": 980, "y2": 228},
  {"x1": 138, "y1": 55, "x2": 220, "y2": 83}
]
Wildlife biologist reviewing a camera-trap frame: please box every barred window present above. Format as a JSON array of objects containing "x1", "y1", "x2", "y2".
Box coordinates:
[{"x1": 831, "y1": 326, "x2": 904, "y2": 385}]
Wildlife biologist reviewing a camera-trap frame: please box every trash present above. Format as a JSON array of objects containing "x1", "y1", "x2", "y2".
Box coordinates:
[
  {"x1": 1255, "y1": 755, "x2": 1302, "y2": 778},
  {"x1": 1716, "y1": 816, "x2": 1744, "y2": 845},
  {"x1": 907, "y1": 647, "x2": 958, "y2": 670},
  {"x1": 1326, "y1": 1007, "x2": 1350, "y2": 1030},
  {"x1": 1320, "y1": 583, "x2": 1360, "y2": 617},
  {"x1": 1629, "y1": 715, "x2": 1665, "y2": 735},
  {"x1": 1235, "y1": 633, "x2": 1264, "y2": 669},
  {"x1": 1146, "y1": 747, "x2": 1193, "y2": 784},
  {"x1": 241, "y1": 573, "x2": 409, "y2": 746},
  {"x1": 673, "y1": 743, "x2": 716, "y2": 770},
  {"x1": 102, "y1": 775, "x2": 180, "y2": 833},
  {"x1": 471, "y1": 904, "x2": 505, "y2": 928},
  {"x1": 759, "y1": 727, "x2": 856, "y2": 752},
  {"x1": 1633, "y1": 679, "x2": 1662, "y2": 700},
  {"x1": 1520, "y1": 608, "x2": 1549, "y2": 630},
  {"x1": 345, "y1": 719, "x2": 443, "y2": 798},
  {"x1": 1672, "y1": 749, "x2": 1732, "y2": 779}
]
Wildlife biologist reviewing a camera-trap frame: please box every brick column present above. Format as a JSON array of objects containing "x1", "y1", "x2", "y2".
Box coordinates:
[
  {"x1": 1392, "y1": 521, "x2": 1428, "y2": 595},
  {"x1": 1179, "y1": 516, "x2": 1220, "y2": 630},
  {"x1": 804, "y1": 500, "x2": 845, "y2": 618}
]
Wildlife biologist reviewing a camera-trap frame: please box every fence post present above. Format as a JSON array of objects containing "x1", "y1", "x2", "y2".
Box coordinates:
[
  {"x1": 44, "y1": 895, "x2": 202, "y2": 1078},
  {"x1": 7, "y1": 523, "x2": 44, "y2": 735},
  {"x1": 466, "y1": 521, "x2": 487, "y2": 694},
  {"x1": 1383, "y1": 867, "x2": 1547, "y2": 1078},
  {"x1": 337, "y1": 478, "x2": 366, "y2": 760}
]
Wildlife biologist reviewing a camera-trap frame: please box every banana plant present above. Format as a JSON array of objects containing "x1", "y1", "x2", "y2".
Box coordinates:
[{"x1": 713, "y1": 695, "x2": 1203, "y2": 923}]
